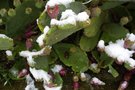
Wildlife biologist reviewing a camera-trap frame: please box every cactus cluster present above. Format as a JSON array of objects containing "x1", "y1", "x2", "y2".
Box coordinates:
[{"x1": 1, "y1": 0, "x2": 135, "y2": 90}]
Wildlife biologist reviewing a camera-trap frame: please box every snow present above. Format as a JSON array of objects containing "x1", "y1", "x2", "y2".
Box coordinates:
[
  {"x1": 76, "y1": 12, "x2": 89, "y2": 22},
  {"x1": 6, "y1": 50, "x2": 12, "y2": 56},
  {"x1": 44, "y1": 85, "x2": 62, "y2": 90},
  {"x1": 36, "y1": 26, "x2": 50, "y2": 47},
  {"x1": 97, "y1": 40, "x2": 105, "y2": 49},
  {"x1": 116, "y1": 39, "x2": 124, "y2": 47},
  {"x1": 51, "y1": 65, "x2": 63, "y2": 73},
  {"x1": 25, "y1": 74, "x2": 38, "y2": 90},
  {"x1": 90, "y1": 77, "x2": 105, "y2": 85},
  {"x1": 0, "y1": 34, "x2": 9, "y2": 38},
  {"x1": 60, "y1": 9, "x2": 76, "y2": 20},
  {"x1": 19, "y1": 48, "x2": 45, "y2": 57},
  {"x1": 104, "y1": 43, "x2": 134, "y2": 64},
  {"x1": 0, "y1": 34, "x2": 12, "y2": 40},
  {"x1": 81, "y1": 73, "x2": 86, "y2": 78},
  {"x1": 19, "y1": 48, "x2": 45, "y2": 66},
  {"x1": 131, "y1": 43, "x2": 135, "y2": 50},
  {"x1": 105, "y1": 43, "x2": 132, "y2": 59},
  {"x1": 45, "y1": 0, "x2": 75, "y2": 9},
  {"x1": 50, "y1": 9, "x2": 89, "y2": 26},
  {"x1": 90, "y1": 63, "x2": 98, "y2": 69},
  {"x1": 80, "y1": 73, "x2": 86, "y2": 81},
  {"x1": 126, "y1": 58, "x2": 135, "y2": 67},
  {"x1": 36, "y1": 19, "x2": 38, "y2": 24},
  {"x1": 97, "y1": 38, "x2": 135, "y2": 68},
  {"x1": 126, "y1": 33, "x2": 135, "y2": 42},
  {"x1": 30, "y1": 68, "x2": 52, "y2": 84},
  {"x1": 29, "y1": 67, "x2": 63, "y2": 90},
  {"x1": 51, "y1": 16, "x2": 76, "y2": 26}
]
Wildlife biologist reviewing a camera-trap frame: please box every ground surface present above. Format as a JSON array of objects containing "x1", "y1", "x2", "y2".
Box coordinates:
[{"x1": 1, "y1": 69, "x2": 135, "y2": 90}]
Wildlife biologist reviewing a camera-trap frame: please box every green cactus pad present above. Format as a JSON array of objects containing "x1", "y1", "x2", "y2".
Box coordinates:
[
  {"x1": 44, "y1": 24, "x2": 82, "y2": 45},
  {"x1": 84, "y1": 14, "x2": 103, "y2": 37},
  {"x1": 79, "y1": 30, "x2": 101, "y2": 52},
  {"x1": 54, "y1": 43, "x2": 89, "y2": 72},
  {"x1": 0, "y1": 34, "x2": 13, "y2": 50},
  {"x1": 6, "y1": 0, "x2": 43, "y2": 37}
]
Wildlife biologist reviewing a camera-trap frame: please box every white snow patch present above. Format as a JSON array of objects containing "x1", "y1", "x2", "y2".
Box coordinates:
[
  {"x1": 51, "y1": 9, "x2": 89, "y2": 26},
  {"x1": 98, "y1": 38, "x2": 135, "y2": 68},
  {"x1": 97, "y1": 40, "x2": 105, "y2": 49},
  {"x1": 25, "y1": 74, "x2": 38, "y2": 90},
  {"x1": 126, "y1": 33, "x2": 135, "y2": 42},
  {"x1": 6, "y1": 50, "x2": 12, "y2": 56},
  {"x1": 80, "y1": 73, "x2": 86, "y2": 79},
  {"x1": 51, "y1": 65, "x2": 63, "y2": 73},
  {"x1": 126, "y1": 58, "x2": 135, "y2": 67},
  {"x1": 0, "y1": 34, "x2": 10, "y2": 39},
  {"x1": 45, "y1": 0, "x2": 75, "y2": 9},
  {"x1": 90, "y1": 63, "x2": 98, "y2": 70},
  {"x1": 36, "y1": 26, "x2": 50, "y2": 47},
  {"x1": 60, "y1": 9, "x2": 76, "y2": 20},
  {"x1": 30, "y1": 68, "x2": 51, "y2": 84},
  {"x1": 19, "y1": 48, "x2": 45, "y2": 66},
  {"x1": 0, "y1": 34, "x2": 12, "y2": 41},
  {"x1": 76, "y1": 12, "x2": 89, "y2": 22},
  {"x1": 104, "y1": 42, "x2": 134, "y2": 64},
  {"x1": 36, "y1": 19, "x2": 38, "y2": 24},
  {"x1": 91, "y1": 77, "x2": 105, "y2": 85},
  {"x1": 116, "y1": 39, "x2": 124, "y2": 47},
  {"x1": 131, "y1": 43, "x2": 135, "y2": 50},
  {"x1": 51, "y1": 16, "x2": 76, "y2": 26}
]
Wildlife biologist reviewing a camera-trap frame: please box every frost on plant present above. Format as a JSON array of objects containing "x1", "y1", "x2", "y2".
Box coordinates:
[{"x1": 98, "y1": 33, "x2": 135, "y2": 68}]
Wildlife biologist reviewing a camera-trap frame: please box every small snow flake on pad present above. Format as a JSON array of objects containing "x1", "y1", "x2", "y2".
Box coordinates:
[
  {"x1": 126, "y1": 33, "x2": 135, "y2": 42},
  {"x1": 19, "y1": 48, "x2": 45, "y2": 57},
  {"x1": 30, "y1": 68, "x2": 52, "y2": 84},
  {"x1": 51, "y1": 65, "x2": 63, "y2": 73},
  {"x1": 25, "y1": 74, "x2": 38, "y2": 90},
  {"x1": 90, "y1": 63, "x2": 99, "y2": 71},
  {"x1": 76, "y1": 12, "x2": 89, "y2": 22},
  {"x1": 90, "y1": 77, "x2": 105, "y2": 85},
  {"x1": 0, "y1": 34, "x2": 12, "y2": 39},
  {"x1": 6, "y1": 50, "x2": 12, "y2": 56},
  {"x1": 126, "y1": 58, "x2": 135, "y2": 68},
  {"x1": 36, "y1": 26, "x2": 50, "y2": 47},
  {"x1": 60, "y1": 9, "x2": 76, "y2": 20},
  {"x1": 51, "y1": 16, "x2": 76, "y2": 26},
  {"x1": 19, "y1": 48, "x2": 46, "y2": 66},
  {"x1": 50, "y1": 9, "x2": 90, "y2": 27},
  {"x1": 97, "y1": 40, "x2": 105, "y2": 49},
  {"x1": 80, "y1": 73, "x2": 87, "y2": 81},
  {"x1": 116, "y1": 39, "x2": 124, "y2": 47}
]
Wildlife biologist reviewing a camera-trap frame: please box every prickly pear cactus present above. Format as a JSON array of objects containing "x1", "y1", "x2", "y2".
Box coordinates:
[
  {"x1": 6, "y1": 0, "x2": 44, "y2": 37},
  {"x1": 37, "y1": 2, "x2": 91, "y2": 45},
  {"x1": 1, "y1": 0, "x2": 135, "y2": 90}
]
